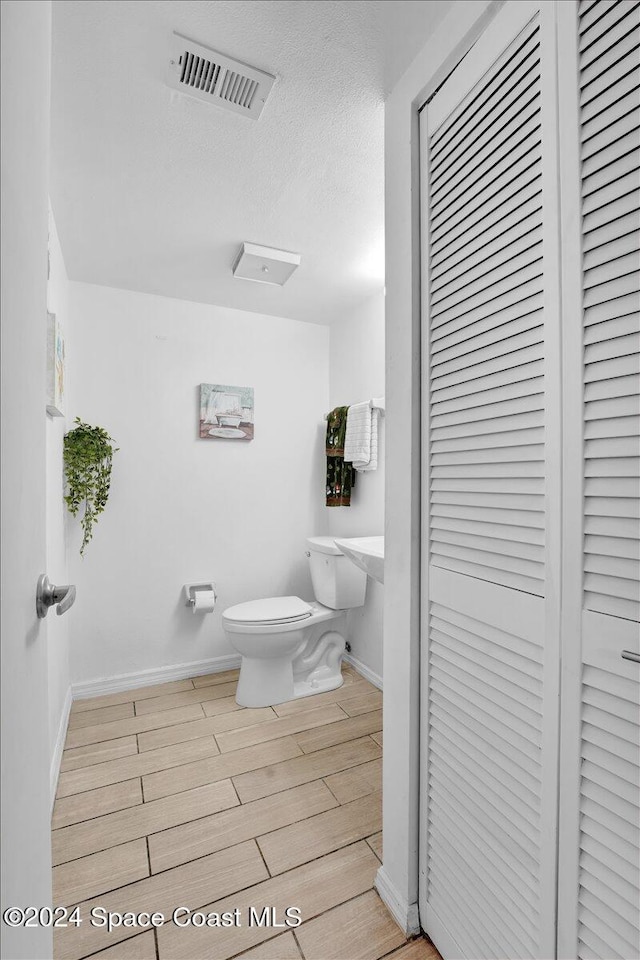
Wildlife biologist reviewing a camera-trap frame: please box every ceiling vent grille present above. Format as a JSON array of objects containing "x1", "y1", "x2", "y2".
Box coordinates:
[{"x1": 167, "y1": 33, "x2": 275, "y2": 119}]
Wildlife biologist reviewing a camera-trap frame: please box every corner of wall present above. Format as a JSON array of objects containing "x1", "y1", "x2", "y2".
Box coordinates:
[{"x1": 327, "y1": 292, "x2": 386, "y2": 679}]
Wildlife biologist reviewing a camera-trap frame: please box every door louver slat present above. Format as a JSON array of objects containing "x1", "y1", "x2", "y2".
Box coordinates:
[
  {"x1": 431, "y1": 125, "x2": 542, "y2": 230},
  {"x1": 431, "y1": 527, "x2": 544, "y2": 562},
  {"x1": 430, "y1": 153, "x2": 542, "y2": 247},
  {"x1": 433, "y1": 332, "x2": 542, "y2": 387},
  {"x1": 431, "y1": 214, "x2": 542, "y2": 291},
  {"x1": 430, "y1": 20, "x2": 540, "y2": 167},
  {"x1": 428, "y1": 56, "x2": 546, "y2": 601},
  {"x1": 579, "y1": 1, "x2": 640, "y2": 56},
  {"x1": 582, "y1": 23, "x2": 639, "y2": 87},
  {"x1": 430, "y1": 800, "x2": 538, "y2": 907},
  {"x1": 431, "y1": 429, "x2": 545, "y2": 453},
  {"x1": 431, "y1": 240, "x2": 543, "y2": 312},
  {"x1": 430, "y1": 705, "x2": 541, "y2": 797},
  {"x1": 431, "y1": 191, "x2": 543, "y2": 274},
  {"x1": 430, "y1": 713, "x2": 540, "y2": 808},
  {"x1": 431, "y1": 103, "x2": 541, "y2": 214},
  {"x1": 582, "y1": 806, "x2": 639, "y2": 866},
  {"x1": 430, "y1": 40, "x2": 540, "y2": 184},
  {"x1": 427, "y1": 595, "x2": 544, "y2": 959},
  {"x1": 579, "y1": 0, "x2": 640, "y2": 625},
  {"x1": 429, "y1": 841, "x2": 535, "y2": 957},
  {"x1": 584, "y1": 314, "x2": 639, "y2": 342}
]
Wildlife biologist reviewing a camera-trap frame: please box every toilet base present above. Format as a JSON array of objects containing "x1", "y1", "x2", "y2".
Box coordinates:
[
  {"x1": 235, "y1": 655, "x2": 295, "y2": 708},
  {"x1": 235, "y1": 648, "x2": 345, "y2": 708},
  {"x1": 293, "y1": 671, "x2": 343, "y2": 701},
  {"x1": 227, "y1": 611, "x2": 348, "y2": 708}
]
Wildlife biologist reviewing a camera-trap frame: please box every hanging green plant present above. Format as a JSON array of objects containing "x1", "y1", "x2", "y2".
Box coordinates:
[{"x1": 63, "y1": 418, "x2": 118, "y2": 555}]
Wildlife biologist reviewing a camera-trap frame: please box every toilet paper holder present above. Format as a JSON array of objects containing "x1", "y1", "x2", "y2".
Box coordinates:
[{"x1": 183, "y1": 582, "x2": 216, "y2": 608}]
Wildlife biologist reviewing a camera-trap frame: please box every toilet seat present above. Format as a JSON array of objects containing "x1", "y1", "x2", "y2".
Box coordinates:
[{"x1": 223, "y1": 595, "x2": 313, "y2": 627}]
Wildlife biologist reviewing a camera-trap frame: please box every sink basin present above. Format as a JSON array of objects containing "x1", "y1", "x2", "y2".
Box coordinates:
[{"x1": 334, "y1": 536, "x2": 384, "y2": 585}]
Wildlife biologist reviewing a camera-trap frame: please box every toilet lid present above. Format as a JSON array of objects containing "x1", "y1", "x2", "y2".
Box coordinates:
[{"x1": 223, "y1": 596, "x2": 313, "y2": 625}]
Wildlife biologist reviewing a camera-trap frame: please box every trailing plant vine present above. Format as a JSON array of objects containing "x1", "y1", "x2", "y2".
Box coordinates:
[{"x1": 63, "y1": 418, "x2": 118, "y2": 555}]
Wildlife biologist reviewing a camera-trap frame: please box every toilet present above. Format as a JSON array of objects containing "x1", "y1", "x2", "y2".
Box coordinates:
[{"x1": 223, "y1": 536, "x2": 367, "y2": 707}]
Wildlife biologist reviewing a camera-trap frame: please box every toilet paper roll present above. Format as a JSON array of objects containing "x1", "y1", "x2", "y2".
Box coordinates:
[{"x1": 192, "y1": 590, "x2": 216, "y2": 614}]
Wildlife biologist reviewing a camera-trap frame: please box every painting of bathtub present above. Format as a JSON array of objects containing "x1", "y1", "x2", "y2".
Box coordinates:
[
  {"x1": 199, "y1": 383, "x2": 254, "y2": 441},
  {"x1": 46, "y1": 312, "x2": 65, "y2": 417}
]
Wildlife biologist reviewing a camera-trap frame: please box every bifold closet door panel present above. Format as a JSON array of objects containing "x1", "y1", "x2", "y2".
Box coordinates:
[
  {"x1": 419, "y1": 3, "x2": 562, "y2": 958},
  {"x1": 558, "y1": 2, "x2": 640, "y2": 959},
  {"x1": 580, "y1": 0, "x2": 640, "y2": 624}
]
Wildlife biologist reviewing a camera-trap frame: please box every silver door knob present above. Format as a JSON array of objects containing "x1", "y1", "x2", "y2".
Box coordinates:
[{"x1": 36, "y1": 574, "x2": 76, "y2": 619}]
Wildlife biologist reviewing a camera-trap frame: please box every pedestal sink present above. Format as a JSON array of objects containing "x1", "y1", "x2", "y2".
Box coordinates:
[{"x1": 334, "y1": 536, "x2": 384, "y2": 584}]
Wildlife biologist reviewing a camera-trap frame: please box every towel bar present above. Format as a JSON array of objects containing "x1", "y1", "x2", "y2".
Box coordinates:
[{"x1": 323, "y1": 397, "x2": 385, "y2": 420}]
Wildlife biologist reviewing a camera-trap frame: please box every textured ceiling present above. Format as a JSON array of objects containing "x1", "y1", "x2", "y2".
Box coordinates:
[{"x1": 50, "y1": 0, "x2": 451, "y2": 324}]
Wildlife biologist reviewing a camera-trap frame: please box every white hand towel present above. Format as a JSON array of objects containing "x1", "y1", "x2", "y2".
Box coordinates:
[
  {"x1": 356, "y1": 409, "x2": 379, "y2": 472},
  {"x1": 344, "y1": 402, "x2": 379, "y2": 472}
]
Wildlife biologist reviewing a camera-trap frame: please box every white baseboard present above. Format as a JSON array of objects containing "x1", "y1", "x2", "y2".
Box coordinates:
[
  {"x1": 344, "y1": 652, "x2": 382, "y2": 690},
  {"x1": 71, "y1": 654, "x2": 242, "y2": 701},
  {"x1": 50, "y1": 685, "x2": 72, "y2": 810},
  {"x1": 375, "y1": 866, "x2": 420, "y2": 936},
  {"x1": 72, "y1": 651, "x2": 378, "y2": 701}
]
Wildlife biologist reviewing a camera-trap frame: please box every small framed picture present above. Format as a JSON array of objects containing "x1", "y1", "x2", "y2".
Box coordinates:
[
  {"x1": 47, "y1": 312, "x2": 65, "y2": 417},
  {"x1": 199, "y1": 383, "x2": 254, "y2": 441}
]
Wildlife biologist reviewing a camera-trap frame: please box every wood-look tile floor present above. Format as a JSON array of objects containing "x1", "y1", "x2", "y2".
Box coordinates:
[{"x1": 52, "y1": 665, "x2": 441, "y2": 960}]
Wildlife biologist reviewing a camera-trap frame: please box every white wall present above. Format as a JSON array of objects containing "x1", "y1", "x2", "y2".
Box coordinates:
[
  {"x1": 327, "y1": 292, "x2": 385, "y2": 681},
  {"x1": 67, "y1": 282, "x2": 330, "y2": 686},
  {"x1": 46, "y1": 206, "x2": 72, "y2": 785},
  {"x1": 380, "y1": 0, "x2": 499, "y2": 935},
  {"x1": 0, "y1": 2, "x2": 54, "y2": 956}
]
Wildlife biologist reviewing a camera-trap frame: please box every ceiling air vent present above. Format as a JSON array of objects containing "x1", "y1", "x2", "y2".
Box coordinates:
[{"x1": 167, "y1": 33, "x2": 275, "y2": 119}]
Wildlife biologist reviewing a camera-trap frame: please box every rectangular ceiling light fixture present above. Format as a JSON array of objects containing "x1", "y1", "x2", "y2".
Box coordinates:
[
  {"x1": 167, "y1": 34, "x2": 275, "y2": 120},
  {"x1": 232, "y1": 242, "x2": 301, "y2": 286}
]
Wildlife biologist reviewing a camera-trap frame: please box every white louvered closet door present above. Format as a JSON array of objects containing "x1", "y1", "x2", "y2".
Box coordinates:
[
  {"x1": 557, "y1": 2, "x2": 640, "y2": 959},
  {"x1": 419, "y1": 3, "x2": 562, "y2": 958}
]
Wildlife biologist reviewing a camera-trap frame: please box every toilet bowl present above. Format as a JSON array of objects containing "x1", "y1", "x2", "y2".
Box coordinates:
[{"x1": 223, "y1": 537, "x2": 367, "y2": 707}]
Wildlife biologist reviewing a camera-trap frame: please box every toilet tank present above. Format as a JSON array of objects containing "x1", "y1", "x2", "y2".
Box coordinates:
[{"x1": 306, "y1": 536, "x2": 367, "y2": 609}]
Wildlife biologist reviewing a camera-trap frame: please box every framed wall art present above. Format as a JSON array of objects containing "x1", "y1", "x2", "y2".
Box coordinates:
[
  {"x1": 199, "y1": 383, "x2": 254, "y2": 441},
  {"x1": 47, "y1": 312, "x2": 65, "y2": 417}
]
